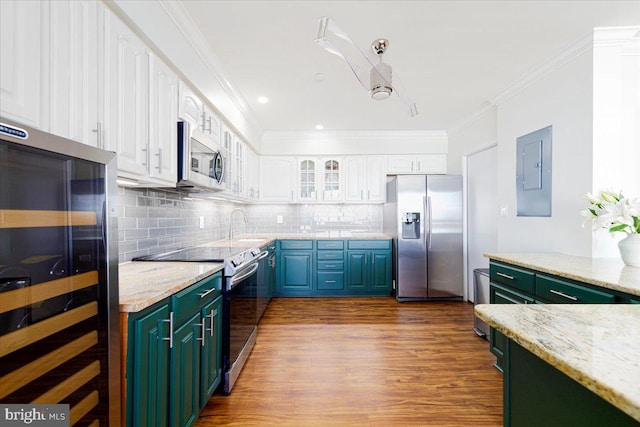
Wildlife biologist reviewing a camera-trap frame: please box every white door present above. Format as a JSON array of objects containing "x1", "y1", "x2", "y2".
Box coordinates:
[
  {"x1": 466, "y1": 145, "x2": 498, "y2": 302},
  {"x1": 344, "y1": 156, "x2": 366, "y2": 201},
  {"x1": 366, "y1": 155, "x2": 387, "y2": 202},
  {"x1": 0, "y1": 1, "x2": 44, "y2": 128},
  {"x1": 259, "y1": 157, "x2": 297, "y2": 202},
  {"x1": 149, "y1": 54, "x2": 178, "y2": 184},
  {"x1": 103, "y1": 8, "x2": 149, "y2": 176},
  {"x1": 48, "y1": 0, "x2": 100, "y2": 147}
]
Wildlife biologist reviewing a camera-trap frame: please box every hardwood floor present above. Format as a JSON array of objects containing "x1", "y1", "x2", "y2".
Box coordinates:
[{"x1": 197, "y1": 297, "x2": 503, "y2": 426}]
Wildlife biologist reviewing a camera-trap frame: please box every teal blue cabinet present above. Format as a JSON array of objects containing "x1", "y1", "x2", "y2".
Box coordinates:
[
  {"x1": 200, "y1": 296, "x2": 222, "y2": 408},
  {"x1": 277, "y1": 240, "x2": 314, "y2": 295},
  {"x1": 128, "y1": 303, "x2": 171, "y2": 427},
  {"x1": 346, "y1": 243, "x2": 392, "y2": 295},
  {"x1": 275, "y1": 239, "x2": 392, "y2": 296},
  {"x1": 126, "y1": 272, "x2": 222, "y2": 427},
  {"x1": 170, "y1": 311, "x2": 201, "y2": 427}
]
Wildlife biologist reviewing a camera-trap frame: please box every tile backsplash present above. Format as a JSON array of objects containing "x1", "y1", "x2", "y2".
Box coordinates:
[{"x1": 117, "y1": 186, "x2": 383, "y2": 262}]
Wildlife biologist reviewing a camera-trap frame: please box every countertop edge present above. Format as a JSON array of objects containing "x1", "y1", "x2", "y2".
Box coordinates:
[{"x1": 475, "y1": 304, "x2": 640, "y2": 422}]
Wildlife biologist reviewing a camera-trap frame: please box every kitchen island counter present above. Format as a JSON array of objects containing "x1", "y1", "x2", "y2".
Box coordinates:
[
  {"x1": 484, "y1": 253, "x2": 640, "y2": 297},
  {"x1": 475, "y1": 303, "x2": 640, "y2": 423}
]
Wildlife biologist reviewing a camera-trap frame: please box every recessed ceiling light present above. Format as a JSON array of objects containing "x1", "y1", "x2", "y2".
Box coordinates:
[
  {"x1": 257, "y1": 96, "x2": 269, "y2": 104},
  {"x1": 315, "y1": 124, "x2": 324, "y2": 130}
]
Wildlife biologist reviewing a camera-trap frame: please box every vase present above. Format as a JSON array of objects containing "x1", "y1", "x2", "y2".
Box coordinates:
[{"x1": 618, "y1": 234, "x2": 640, "y2": 267}]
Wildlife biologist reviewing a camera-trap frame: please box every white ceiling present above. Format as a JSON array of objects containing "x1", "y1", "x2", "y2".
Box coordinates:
[{"x1": 180, "y1": 1, "x2": 640, "y2": 133}]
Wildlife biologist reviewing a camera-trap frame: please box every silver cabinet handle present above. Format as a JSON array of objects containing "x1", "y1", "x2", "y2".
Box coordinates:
[
  {"x1": 156, "y1": 147, "x2": 162, "y2": 172},
  {"x1": 207, "y1": 116, "x2": 212, "y2": 133},
  {"x1": 497, "y1": 272, "x2": 515, "y2": 280},
  {"x1": 195, "y1": 318, "x2": 206, "y2": 346},
  {"x1": 201, "y1": 112, "x2": 206, "y2": 132},
  {"x1": 91, "y1": 122, "x2": 102, "y2": 149},
  {"x1": 325, "y1": 280, "x2": 337, "y2": 283},
  {"x1": 205, "y1": 308, "x2": 217, "y2": 337},
  {"x1": 549, "y1": 289, "x2": 578, "y2": 301},
  {"x1": 198, "y1": 288, "x2": 217, "y2": 299},
  {"x1": 367, "y1": 190, "x2": 370, "y2": 200},
  {"x1": 325, "y1": 264, "x2": 336, "y2": 268},
  {"x1": 162, "y1": 311, "x2": 174, "y2": 348}
]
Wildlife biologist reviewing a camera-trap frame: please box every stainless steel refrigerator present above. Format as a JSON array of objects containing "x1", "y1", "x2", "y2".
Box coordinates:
[{"x1": 383, "y1": 175, "x2": 463, "y2": 301}]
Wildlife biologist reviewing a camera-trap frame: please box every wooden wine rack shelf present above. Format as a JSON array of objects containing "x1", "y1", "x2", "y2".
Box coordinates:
[
  {"x1": 0, "y1": 270, "x2": 99, "y2": 314},
  {"x1": 0, "y1": 209, "x2": 97, "y2": 228}
]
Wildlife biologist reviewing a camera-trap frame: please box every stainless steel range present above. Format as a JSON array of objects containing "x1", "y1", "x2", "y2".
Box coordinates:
[{"x1": 134, "y1": 244, "x2": 267, "y2": 394}]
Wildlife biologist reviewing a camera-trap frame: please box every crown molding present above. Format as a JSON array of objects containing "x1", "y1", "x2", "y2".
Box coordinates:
[
  {"x1": 490, "y1": 31, "x2": 594, "y2": 106},
  {"x1": 447, "y1": 30, "x2": 596, "y2": 135},
  {"x1": 263, "y1": 130, "x2": 447, "y2": 144},
  {"x1": 446, "y1": 102, "x2": 496, "y2": 137},
  {"x1": 594, "y1": 26, "x2": 640, "y2": 48},
  {"x1": 157, "y1": 0, "x2": 263, "y2": 135}
]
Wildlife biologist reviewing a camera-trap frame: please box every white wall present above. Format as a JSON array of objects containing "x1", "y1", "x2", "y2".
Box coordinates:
[{"x1": 495, "y1": 47, "x2": 594, "y2": 256}]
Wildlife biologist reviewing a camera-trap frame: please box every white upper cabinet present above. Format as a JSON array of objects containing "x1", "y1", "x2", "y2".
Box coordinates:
[
  {"x1": 344, "y1": 155, "x2": 387, "y2": 203},
  {"x1": 149, "y1": 53, "x2": 179, "y2": 184},
  {"x1": 259, "y1": 157, "x2": 297, "y2": 202},
  {"x1": 48, "y1": 0, "x2": 101, "y2": 147},
  {"x1": 296, "y1": 157, "x2": 343, "y2": 202},
  {"x1": 202, "y1": 104, "x2": 220, "y2": 142},
  {"x1": 178, "y1": 81, "x2": 203, "y2": 130},
  {"x1": 221, "y1": 124, "x2": 235, "y2": 194},
  {"x1": 103, "y1": 7, "x2": 150, "y2": 177},
  {"x1": 244, "y1": 145, "x2": 259, "y2": 200},
  {"x1": 388, "y1": 154, "x2": 447, "y2": 174},
  {"x1": 0, "y1": 1, "x2": 44, "y2": 128}
]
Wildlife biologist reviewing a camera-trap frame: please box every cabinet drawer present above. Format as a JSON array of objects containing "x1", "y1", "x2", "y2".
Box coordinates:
[
  {"x1": 280, "y1": 240, "x2": 313, "y2": 250},
  {"x1": 347, "y1": 240, "x2": 391, "y2": 250},
  {"x1": 317, "y1": 261, "x2": 344, "y2": 270},
  {"x1": 317, "y1": 240, "x2": 344, "y2": 250},
  {"x1": 490, "y1": 283, "x2": 536, "y2": 305},
  {"x1": 535, "y1": 274, "x2": 615, "y2": 304},
  {"x1": 490, "y1": 261, "x2": 535, "y2": 295},
  {"x1": 317, "y1": 251, "x2": 343, "y2": 260},
  {"x1": 317, "y1": 272, "x2": 344, "y2": 290},
  {"x1": 171, "y1": 273, "x2": 222, "y2": 324}
]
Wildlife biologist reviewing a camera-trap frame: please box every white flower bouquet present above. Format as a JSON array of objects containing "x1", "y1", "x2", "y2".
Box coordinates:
[{"x1": 581, "y1": 190, "x2": 640, "y2": 234}]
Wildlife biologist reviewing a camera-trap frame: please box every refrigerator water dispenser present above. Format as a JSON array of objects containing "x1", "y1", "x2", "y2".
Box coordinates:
[{"x1": 401, "y1": 212, "x2": 420, "y2": 239}]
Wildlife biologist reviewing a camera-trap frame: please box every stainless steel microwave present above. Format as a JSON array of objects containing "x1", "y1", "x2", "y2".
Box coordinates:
[{"x1": 177, "y1": 121, "x2": 225, "y2": 192}]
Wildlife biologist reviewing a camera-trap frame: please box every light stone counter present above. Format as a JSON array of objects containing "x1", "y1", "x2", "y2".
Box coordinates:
[
  {"x1": 475, "y1": 303, "x2": 640, "y2": 422},
  {"x1": 119, "y1": 261, "x2": 224, "y2": 312},
  {"x1": 485, "y1": 253, "x2": 640, "y2": 297},
  {"x1": 201, "y1": 233, "x2": 392, "y2": 248}
]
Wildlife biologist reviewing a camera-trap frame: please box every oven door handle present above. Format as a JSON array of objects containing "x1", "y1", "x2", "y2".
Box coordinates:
[
  {"x1": 229, "y1": 262, "x2": 260, "y2": 290},
  {"x1": 257, "y1": 250, "x2": 269, "y2": 261}
]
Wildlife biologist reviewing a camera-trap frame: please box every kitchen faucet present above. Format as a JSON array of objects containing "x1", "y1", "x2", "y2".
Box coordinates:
[{"x1": 228, "y1": 208, "x2": 248, "y2": 241}]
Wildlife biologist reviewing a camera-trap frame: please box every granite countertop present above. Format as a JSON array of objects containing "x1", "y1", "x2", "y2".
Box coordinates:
[
  {"x1": 475, "y1": 304, "x2": 640, "y2": 422},
  {"x1": 119, "y1": 262, "x2": 224, "y2": 312},
  {"x1": 484, "y1": 253, "x2": 640, "y2": 297},
  {"x1": 119, "y1": 233, "x2": 391, "y2": 312}
]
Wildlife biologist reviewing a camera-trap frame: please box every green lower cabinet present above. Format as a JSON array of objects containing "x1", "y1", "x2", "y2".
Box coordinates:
[
  {"x1": 200, "y1": 296, "x2": 222, "y2": 408},
  {"x1": 505, "y1": 339, "x2": 638, "y2": 426},
  {"x1": 489, "y1": 283, "x2": 536, "y2": 371},
  {"x1": 346, "y1": 250, "x2": 392, "y2": 295},
  {"x1": 277, "y1": 251, "x2": 314, "y2": 294},
  {"x1": 126, "y1": 273, "x2": 223, "y2": 427},
  {"x1": 128, "y1": 302, "x2": 171, "y2": 427},
  {"x1": 171, "y1": 312, "x2": 201, "y2": 427}
]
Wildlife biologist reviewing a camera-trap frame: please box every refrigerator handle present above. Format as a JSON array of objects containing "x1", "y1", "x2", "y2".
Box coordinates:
[
  {"x1": 425, "y1": 196, "x2": 433, "y2": 250},
  {"x1": 428, "y1": 196, "x2": 433, "y2": 250}
]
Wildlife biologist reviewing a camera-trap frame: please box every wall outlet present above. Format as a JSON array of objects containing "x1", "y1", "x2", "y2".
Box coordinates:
[
  {"x1": 199, "y1": 216, "x2": 205, "y2": 228},
  {"x1": 276, "y1": 215, "x2": 283, "y2": 224},
  {"x1": 500, "y1": 205, "x2": 508, "y2": 217}
]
